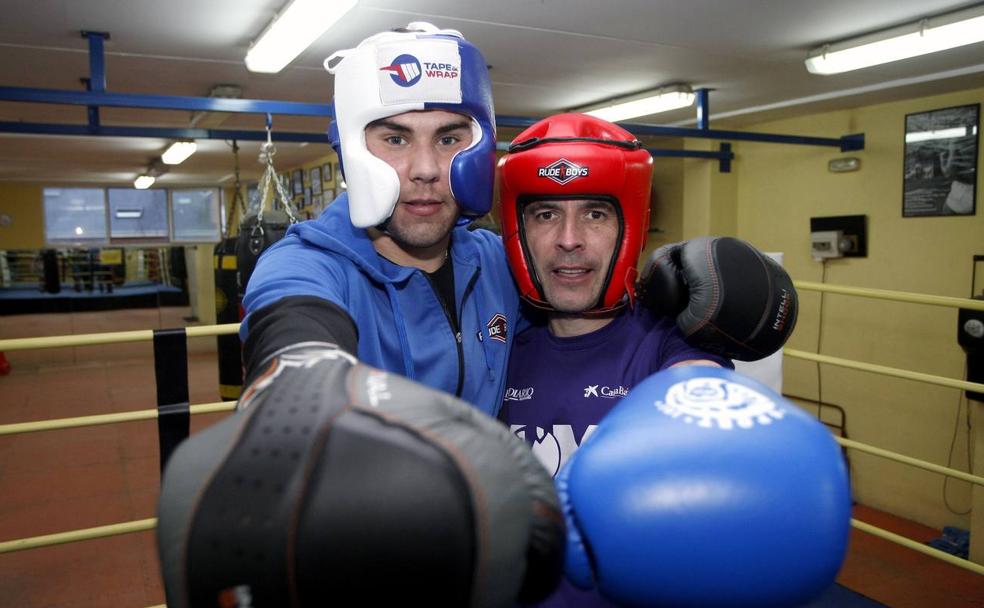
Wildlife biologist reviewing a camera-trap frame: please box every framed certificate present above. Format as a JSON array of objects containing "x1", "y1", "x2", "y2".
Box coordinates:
[{"x1": 291, "y1": 169, "x2": 304, "y2": 195}]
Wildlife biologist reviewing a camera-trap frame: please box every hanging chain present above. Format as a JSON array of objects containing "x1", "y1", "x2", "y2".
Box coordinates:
[
  {"x1": 256, "y1": 113, "x2": 298, "y2": 225},
  {"x1": 223, "y1": 139, "x2": 247, "y2": 239}
]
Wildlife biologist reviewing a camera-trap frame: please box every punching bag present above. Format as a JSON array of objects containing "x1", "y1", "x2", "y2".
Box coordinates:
[
  {"x1": 235, "y1": 209, "x2": 292, "y2": 298},
  {"x1": 214, "y1": 237, "x2": 243, "y2": 400}
]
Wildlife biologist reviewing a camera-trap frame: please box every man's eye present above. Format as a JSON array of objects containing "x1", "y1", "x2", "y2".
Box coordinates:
[
  {"x1": 439, "y1": 135, "x2": 461, "y2": 145},
  {"x1": 536, "y1": 211, "x2": 556, "y2": 221},
  {"x1": 586, "y1": 210, "x2": 606, "y2": 220},
  {"x1": 384, "y1": 135, "x2": 406, "y2": 145}
]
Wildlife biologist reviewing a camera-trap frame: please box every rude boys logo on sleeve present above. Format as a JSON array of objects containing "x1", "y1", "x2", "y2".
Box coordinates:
[{"x1": 377, "y1": 39, "x2": 462, "y2": 105}]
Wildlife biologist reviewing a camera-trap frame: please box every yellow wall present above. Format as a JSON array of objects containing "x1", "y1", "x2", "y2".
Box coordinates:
[
  {"x1": 733, "y1": 87, "x2": 984, "y2": 530},
  {"x1": 640, "y1": 138, "x2": 739, "y2": 264},
  {"x1": 0, "y1": 183, "x2": 45, "y2": 249},
  {"x1": 643, "y1": 148, "x2": 684, "y2": 261}
]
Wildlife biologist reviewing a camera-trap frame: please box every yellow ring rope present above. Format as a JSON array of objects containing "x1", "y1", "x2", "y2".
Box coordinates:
[
  {"x1": 850, "y1": 519, "x2": 984, "y2": 576},
  {"x1": 0, "y1": 280, "x2": 978, "y2": 353},
  {"x1": 0, "y1": 518, "x2": 156, "y2": 554},
  {"x1": 0, "y1": 401, "x2": 237, "y2": 436},
  {"x1": 4, "y1": 515, "x2": 981, "y2": 579},
  {"x1": 833, "y1": 437, "x2": 984, "y2": 486},
  {"x1": 784, "y1": 349, "x2": 984, "y2": 393},
  {"x1": 0, "y1": 323, "x2": 240, "y2": 352},
  {"x1": 5, "y1": 401, "x2": 982, "y2": 491},
  {"x1": 794, "y1": 280, "x2": 984, "y2": 311}
]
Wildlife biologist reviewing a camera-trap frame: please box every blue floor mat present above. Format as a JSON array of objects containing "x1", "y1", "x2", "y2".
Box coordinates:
[
  {"x1": 0, "y1": 282, "x2": 187, "y2": 314},
  {"x1": 800, "y1": 583, "x2": 886, "y2": 607}
]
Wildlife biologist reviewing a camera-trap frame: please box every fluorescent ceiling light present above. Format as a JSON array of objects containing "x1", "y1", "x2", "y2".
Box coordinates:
[
  {"x1": 584, "y1": 86, "x2": 695, "y2": 122},
  {"x1": 115, "y1": 209, "x2": 144, "y2": 219},
  {"x1": 161, "y1": 141, "x2": 198, "y2": 165},
  {"x1": 245, "y1": 0, "x2": 359, "y2": 73},
  {"x1": 134, "y1": 175, "x2": 155, "y2": 189},
  {"x1": 905, "y1": 125, "x2": 977, "y2": 143},
  {"x1": 806, "y1": 5, "x2": 984, "y2": 75}
]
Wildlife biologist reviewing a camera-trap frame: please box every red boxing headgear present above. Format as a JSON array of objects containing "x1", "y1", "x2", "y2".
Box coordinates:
[{"x1": 498, "y1": 113, "x2": 653, "y2": 312}]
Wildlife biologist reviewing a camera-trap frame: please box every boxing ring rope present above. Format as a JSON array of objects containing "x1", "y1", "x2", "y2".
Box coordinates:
[
  {"x1": 852, "y1": 520, "x2": 984, "y2": 575},
  {"x1": 795, "y1": 280, "x2": 984, "y2": 311},
  {"x1": 0, "y1": 518, "x2": 156, "y2": 554},
  {"x1": 0, "y1": 401, "x2": 236, "y2": 436},
  {"x1": 4, "y1": 401, "x2": 983, "y2": 484},
  {"x1": 1, "y1": 280, "x2": 983, "y2": 579},
  {"x1": 0, "y1": 323, "x2": 239, "y2": 351},
  {"x1": 784, "y1": 349, "x2": 983, "y2": 393}
]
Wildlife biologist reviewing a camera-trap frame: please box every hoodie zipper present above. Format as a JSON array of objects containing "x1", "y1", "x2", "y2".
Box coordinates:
[{"x1": 425, "y1": 273, "x2": 466, "y2": 397}]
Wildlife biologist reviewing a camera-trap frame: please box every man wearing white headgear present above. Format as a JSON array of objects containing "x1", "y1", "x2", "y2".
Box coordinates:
[{"x1": 240, "y1": 22, "x2": 517, "y2": 415}]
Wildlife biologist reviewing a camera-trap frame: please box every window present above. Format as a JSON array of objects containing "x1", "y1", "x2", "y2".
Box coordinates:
[
  {"x1": 171, "y1": 188, "x2": 221, "y2": 242},
  {"x1": 44, "y1": 188, "x2": 107, "y2": 243},
  {"x1": 108, "y1": 188, "x2": 168, "y2": 239},
  {"x1": 43, "y1": 185, "x2": 222, "y2": 245}
]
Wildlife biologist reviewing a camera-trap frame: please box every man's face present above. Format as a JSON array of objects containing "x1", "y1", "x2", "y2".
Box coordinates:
[
  {"x1": 365, "y1": 110, "x2": 473, "y2": 249},
  {"x1": 522, "y1": 199, "x2": 620, "y2": 313}
]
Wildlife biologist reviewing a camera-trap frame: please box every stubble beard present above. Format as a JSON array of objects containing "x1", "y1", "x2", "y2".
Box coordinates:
[
  {"x1": 385, "y1": 204, "x2": 459, "y2": 250},
  {"x1": 535, "y1": 260, "x2": 607, "y2": 314}
]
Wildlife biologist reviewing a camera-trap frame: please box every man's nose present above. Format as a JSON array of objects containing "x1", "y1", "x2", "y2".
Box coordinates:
[
  {"x1": 556, "y1": 216, "x2": 585, "y2": 251},
  {"x1": 409, "y1": 145, "x2": 441, "y2": 183}
]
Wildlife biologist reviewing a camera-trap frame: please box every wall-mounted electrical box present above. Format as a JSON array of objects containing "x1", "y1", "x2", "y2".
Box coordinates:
[
  {"x1": 809, "y1": 215, "x2": 867, "y2": 261},
  {"x1": 810, "y1": 230, "x2": 845, "y2": 260}
]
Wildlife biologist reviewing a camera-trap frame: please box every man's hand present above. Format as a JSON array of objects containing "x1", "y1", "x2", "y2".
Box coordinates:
[{"x1": 638, "y1": 236, "x2": 797, "y2": 361}]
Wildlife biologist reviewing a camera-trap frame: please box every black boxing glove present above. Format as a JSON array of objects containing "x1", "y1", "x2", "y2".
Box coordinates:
[
  {"x1": 157, "y1": 343, "x2": 564, "y2": 608},
  {"x1": 637, "y1": 237, "x2": 798, "y2": 361}
]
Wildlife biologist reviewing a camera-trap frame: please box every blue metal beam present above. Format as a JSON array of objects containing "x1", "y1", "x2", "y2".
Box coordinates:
[
  {"x1": 647, "y1": 142, "x2": 733, "y2": 173},
  {"x1": 0, "y1": 86, "x2": 332, "y2": 117},
  {"x1": 495, "y1": 140, "x2": 734, "y2": 171},
  {"x1": 82, "y1": 31, "x2": 109, "y2": 128},
  {"x1": 0, "y1": 121, "x2": 331, "y2": 143},
  {"x1": 696, "y1": 88, "x2": 710, "y2": 131},
  {"x1": 83, "y1": 31, "x2": 109, "y2": 93},
  {"x1": 0, "y1": 88, "x2": 864, "y2": 151},
  {"x1": 497, "y1": 114, "x2": 865, "y2": 152}
]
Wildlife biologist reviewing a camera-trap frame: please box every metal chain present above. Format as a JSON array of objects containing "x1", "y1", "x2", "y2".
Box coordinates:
[
  {"x1": 223, "y1": 140, "x2": 247, "y2": 239},
  {"x1": 255, "y1": 114, "x2": 297, "y2": 224}
]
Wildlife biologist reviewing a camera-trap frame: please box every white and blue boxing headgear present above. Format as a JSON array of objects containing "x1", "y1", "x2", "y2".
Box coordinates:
[{"x1": 324, "y1": 22, "x2": 496, "y2": 228}]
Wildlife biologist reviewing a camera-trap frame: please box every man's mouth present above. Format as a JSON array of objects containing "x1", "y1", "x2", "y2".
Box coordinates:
[
  {"x1": 551, "y1": 266, "x2": 593, "y2": 281},
  {"x1": 401, "y1": 199, "x2": 444, "y2": 216}
]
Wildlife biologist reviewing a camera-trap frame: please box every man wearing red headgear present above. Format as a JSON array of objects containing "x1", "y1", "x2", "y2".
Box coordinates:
[
  {"x1": 496, "y1": 113, "x2": 810, "y2": 607},
  {"x1": 499, "y1": 114, "x2": 747, "y2": 475}
]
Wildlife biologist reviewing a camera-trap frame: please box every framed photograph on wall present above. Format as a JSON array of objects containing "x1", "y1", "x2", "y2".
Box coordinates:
[
  {"x1": 246, "y1": 183, "x2": 258, "y2": 208},
  {"x1": 309, "y1": 166, "x2": 322, "y2": 194},
  {"x1": 323, "y1": 187, "x2": 336, "y2": 207},
  {"x1": 903, "y1": 103, "x2": 979, "y2": 217},
  {"x1": 322, "y1": 162, "x2": 333, "y2": 184},
  {"x1": 312, "y1": 193, "x2": 322, "y2": 212},
  {"x1": 292, "y1": 169, "x2": 304, "y2": 196}
]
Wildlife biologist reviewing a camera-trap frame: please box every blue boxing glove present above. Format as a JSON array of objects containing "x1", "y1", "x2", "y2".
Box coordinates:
[{"x1": 559, "y1": 366, "x2": 851, "y2": 608}]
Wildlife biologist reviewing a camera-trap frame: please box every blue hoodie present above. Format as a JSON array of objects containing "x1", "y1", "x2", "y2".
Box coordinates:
[{"x1": 241, "y1": 194, "x2": 521, "y2": 417}]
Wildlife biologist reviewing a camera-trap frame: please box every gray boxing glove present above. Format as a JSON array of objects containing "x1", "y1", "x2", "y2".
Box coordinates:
[
  {"x1": 638, "y1": 237, "x2": 798, "y2": 361},
  {"x1": 157, "y1": 343, "x2": 564, "y2": 608}
]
